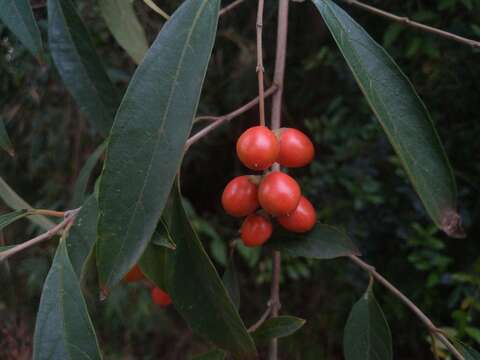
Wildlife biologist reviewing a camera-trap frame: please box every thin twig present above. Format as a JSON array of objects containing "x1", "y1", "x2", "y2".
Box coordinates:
[
  {"x1": 219, "y1": 0, "x2": 246, "y2": 17},
  {"x1": 256, "y1": 0, "x2": 266, "y2": 126},
  {"x1": 349, "y1": 255, "x2": 464, "y2": 360},
  {"x1": 32, "y1": 209, "x2": 65, "y2": 218},
  {"x1": 341, "y1": 0, "x2": 480, "y2": 49},
  {"x1": 248, "y1": 306, "x2": 272, "y2": 332},
  {"x1": 267, "y1": 1, "x2": 289, "y2": 359},
  {"x1": 0, "y1": 209, "x2": 80, "y2": 262},
  {"x1": 185, "y1": 85, "x2": 277, "y2": 149}
]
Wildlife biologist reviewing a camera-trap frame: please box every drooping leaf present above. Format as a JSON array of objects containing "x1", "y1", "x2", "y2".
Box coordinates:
[
  {"x1": 0, "y1": 209, "x2": 30, "y2": 231},
  {"x1": 268, "y1": 224, "x2": 360, "y2": 259},
  {"x1": 251, "y1": 316, "x2": 306, "y2": 345},
  {"x1": 191, "y1": 349, "x2": 226, "y2": 360},
  {"x1": 72, "y1": 142, "x2": 106, "y2": 207},
  {"x1": 343, "y1": 284, "x2": 393, "y2": 360},
  {"x1": 222, "y1": 256, "x2": 240, "y2": 310},
  {"x1": 65, "y1": 196, "x2": 98, "y2": 278},
  {"x1": 164, "y1": 184, "x2": 257, "y2": 359},
  {"x1": 97, "y1": 0, "x2": 220, "y2": 291},
  {"x1": 99, "y1": 0, "x2": 149, "y2": 64},
  {"x1": 0, "y1": 0, "x2": 43, "y2": 56},
  {"x1": 33, "y1": 237, "x2": 102, "y2": 360},
  {"x1": 0, "y1": 176, "x2": 55, "y2": 230},
  {"x1": 312, "y1": 0, "x2": 461, "y2": 238},
  {"x1": 0, "y1": 118, "x2": 14, "y2": 156},
  {"x1": 48, "y1": 0, "x2": 119, "y2": 135}
]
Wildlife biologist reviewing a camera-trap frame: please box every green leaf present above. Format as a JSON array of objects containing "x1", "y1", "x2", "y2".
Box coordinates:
[
  {"x1": 0, "y1": 209, "x2": 30, "y2": 231},
  {"x1": 99, "y1": 0, "x2": 149, "y2": 64},
  {"x1": 33, "y1": 237, "x2": 102, "y2": 360},
  {"x1": 72, "y1": 142, "x2": 106, "y2": 207},
  {"x1": 453, "y1": 339, "x2": 480, "y2": 359},
  {"x1": 65, "y1": 196, "x2": 98, "y2": 279},
  {"x1": 139, "y1": 242, "x2": 170, "y2": 291},
  {"x1": 222, "y1": 256, "x2": 240, "y2": 310},
  {"x1": 191, "y1": 349, "x2": 226, "y2": 360},
  {"x1": 0, "y1": 118, "x2": 14, "y2": 156},
  {"x1": 268, "y1": 224, "x2": 360, "y2": 259},
  {"x1": 343, "y1": 285, "x2": 392, "y2": 360},
  {"x1": 48, "y1": 0, "x2": 119, "y2": 135},
  {"x1": 0, "y1": 176, "x2": 55, "y2": 231},
  {"x1": 312, "y1": 0, "x2": 461, "y2": 238},
  {"x1": 151, "y1": 217, "x2": 176, "y2": 250},
  {"x1": 164, "y1": 184, "x2": 257, "y2": 359},
  {"x1": 0, "y1": 0, "x2": 43, "y2": 56},
  {"x1": 96, "y1": 0, "x2": 220, "y2": 291},
  {"x1": 251, "y1": 316, "x2": 306, "y2": 345}
]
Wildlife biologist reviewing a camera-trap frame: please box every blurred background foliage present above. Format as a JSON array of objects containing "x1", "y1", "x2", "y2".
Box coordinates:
[{"x1": 1, "y1": 0, "x2": 480, "y2": 358}]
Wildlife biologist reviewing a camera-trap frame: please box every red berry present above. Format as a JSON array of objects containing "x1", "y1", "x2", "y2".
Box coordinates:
[
  {"x1": 122, "y1": 264, "x2": 144, "y2": 283},
  {"x1": 277, "y1": 128, "x2": 315, "y2": 168},
  {"x1": 222, "y1": 176, "x2": 259, "y2": 217},
  {"x1": 258, "y1": 172, "x2": 301, "y2": 216},
  {"x1": 151, "y1": 287, "x2": 172, "y2": 307},
  {"x1": 278, "y1": 196, "x2": 316, "y2": 232},
  {"x1": 240, "y1": 214, "x2": 273, "y2": 247},
  {"x1": 236, "y1": 126, "x2": 279, "y2": 170}
]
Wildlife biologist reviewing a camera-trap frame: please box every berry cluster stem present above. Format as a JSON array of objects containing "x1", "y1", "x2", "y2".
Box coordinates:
[
  {"x1": 256, "y1": 0, "x2": 266, "y2": 127},
  {"x1": 268, "y1": 1, "x2": 290, "y2": 359}
]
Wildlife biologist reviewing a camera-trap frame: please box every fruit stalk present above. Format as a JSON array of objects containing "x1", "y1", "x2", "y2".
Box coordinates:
[{"x1": 256, "y1": 0, "x2": 266, "y2": 126}]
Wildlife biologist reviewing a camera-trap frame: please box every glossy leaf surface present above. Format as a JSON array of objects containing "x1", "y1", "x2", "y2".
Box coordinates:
[
  {"x1": 312, "y1": 0, "x2": 461, "y2": 237},
  {"x1": 252, "y1": 316, "x2": 306, "y2": 345},
  {"x1": 97, "y1": 0, "x2": 220, "y2": 290}
]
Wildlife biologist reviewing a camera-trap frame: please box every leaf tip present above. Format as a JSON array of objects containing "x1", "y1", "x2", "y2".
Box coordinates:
[
  {"x1": 99, "y1": 286, "x2": 110, "y2": 301},
  {"x1": 441, "y1": 208, "x2": 465, "y2": 239}
]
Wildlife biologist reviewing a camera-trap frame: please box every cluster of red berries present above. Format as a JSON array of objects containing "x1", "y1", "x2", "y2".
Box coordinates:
[
  {"x1": 123, "y1": 265, "x2": 172, "y2": 307},
  {"x1": 222, "y1": 126, "x2": 316, "y2": 247}
]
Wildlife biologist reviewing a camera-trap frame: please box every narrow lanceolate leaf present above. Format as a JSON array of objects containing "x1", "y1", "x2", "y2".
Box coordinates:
[
  {"x1": 48, "y1": 0, "x2": 119, "y2": 135},
  {"x1": 0, "y1": 209, "x2": 30, "y2": 231},
  {"x1": 65, "y1": 196, "x2": 98, "y2": 278},
  {"x1": 164, "y1": 185, "x2": 257, "y2": 359},
  {"x1": 269, "y1": 223, "x2": 360, "y2": 259},
  {"x1": 191, "y1": 349, "x2": 226, "y2": 360},
  {"x1": 33, "y1": 238, "x2": 102, "y2": 360},
  {"x1": 99, "y1": 0, "x2": 149, "y2": 64},
  {"x1": 0, "y1": 177, "x2": 55, "y2": 230},
  {"x1": 97, "y1": 0, "x2": 220, "y2": 291},
  {"x1": 252, "y1": 316, "x2": 306, "y2": 345},
  {"x1": 0, "y1": 0, "x2": 43, "y2": 56},
  {"x1": 343, "y1": 285, "x2": 392, "y2": 360},
  {"x1": 312, "y1": 0, "x2": 462, "y2": 238},
  {"x1": 72, "y1": 142, "x2": 106, "y2": 207},
  {"x1": 222, "y1": 257, "x2": 240, "y2": 310},
  {"x1": 0, "y1": 118, "x2": 14, "y2": 156},
  {"x1": 151, "y1": 217, "x2": 176, "y2": 250}
]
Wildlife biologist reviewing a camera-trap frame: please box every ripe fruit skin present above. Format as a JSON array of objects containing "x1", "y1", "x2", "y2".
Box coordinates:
[
  {"x1": 122, "y1": 265, "x2": 144, "y2": 283},
  {"x1": 277, "y1": 128, "x2": 315, "y2": 168},
  {"x1": 240, "y1": 214, "x2": 273, "y2": 247},
  {"x1": 222, "y1": 176, "x2": 259, "y2": 217},
  {"x1": 151, "y1": 287, "x2": 172, "y2": 307},
  {"x1": 258, "y1": 172, "x2": 301, "y2": 216},
  {"x1": 278, "y1": 196, "x2": 316, "y2": 233},
  {"x1": 236, "y1": 126, "x2": 279, "y2": 170}
]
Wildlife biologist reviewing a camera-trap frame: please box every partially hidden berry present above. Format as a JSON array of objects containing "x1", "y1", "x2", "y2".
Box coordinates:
[
  {"x1": 236, "y1": 126, "x2": 279, "y2": 170},
  {"x1": 122, "y1": 264, "x2": 144, "y2": 283},
  {"x1": 277, "y1": 128, "x2": 315, "y2": 168},
  {"x1": 278, "y1": 196, "x2": 316, "y2": 233},
  {"x1": 240, "y1": 214, "x2": 272, "y2": 247},
  {"x1": 151, "y1": 287, "x2": 172, "y2": 307},
  {"x1": 258, "y1": 171, "x2": 301, "y2": 216},
  {"x1": 222, "y1": 176, "x2": 259, "y2": 217}
]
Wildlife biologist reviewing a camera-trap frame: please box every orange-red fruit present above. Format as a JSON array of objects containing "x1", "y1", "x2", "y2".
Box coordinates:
[
  {"x1": 122, "y1": 265, "x2": 144, "y2": 283},
  {"x1": 258, "y1": 171, "x2": 301, "y2": 216},
  {"x1": 151, "y1": 287, "x2": 172, "y2": 307},
  {"x1": 278, "y1": 196, "x2": 316, "y2": 233},
  {"x1": 236, "y1": 126, "x2": 280, "y2": 170},
  {"x1": 240, "y1": 214, "x2": 273, "y2": 247},
  {"x1": 277, "y1": 128, "x2": 315, "y2": 168},
  {"x1": 222, "y1": 176, "x2": 259, "y2": 217}
]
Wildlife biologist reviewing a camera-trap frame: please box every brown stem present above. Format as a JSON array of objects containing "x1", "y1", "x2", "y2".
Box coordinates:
[
  {"x1": 341, "y1": 0, "x2": 480, "y2": 49},
  {"x1": 185, "y1": 85, "x2": 277, "y2": 149},
  {"x1": 219, "y1": 0, "x2": 246, "y2": 17},
  {"x1": 267, "y1": 1, "x2": 289, "y2": 359},
  {"x1": 349, "y1": 255, "x2": 464, "y2": 360},
  {"x1": 0, "y1": 209, "x2": 80, "y2": 262},
  {"x1": 32, "y1": 209, "x2": 65, "y2": 218},
  {"x1": 256, "y1": 0, "x2": 266, "y2": 126}
]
